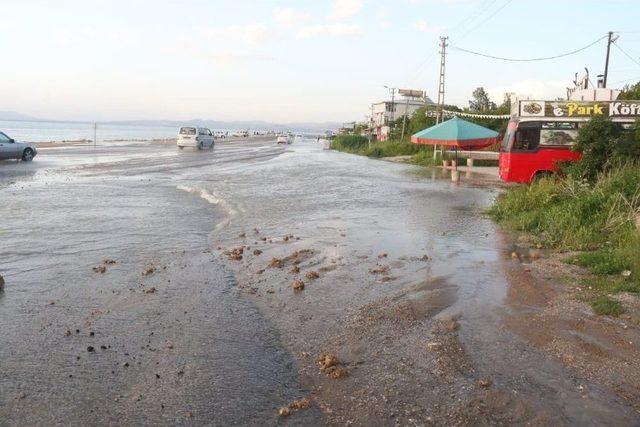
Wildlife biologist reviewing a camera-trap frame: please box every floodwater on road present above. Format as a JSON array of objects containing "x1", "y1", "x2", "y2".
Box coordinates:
[{"x1": 1, "y1": 138, "x2": 638, "y2": 425}]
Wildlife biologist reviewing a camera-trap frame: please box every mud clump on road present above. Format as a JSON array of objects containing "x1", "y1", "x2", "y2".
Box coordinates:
[
  {"x1": 269, "y1": 257, "x2": 284, "y2": 268},
  {"x1": 142, "y1": 265, "x2": 156, "y2": 276},
  {"x1": 92, "y1": 266, "x2": 106, "y2": 274},
  {"x1": 290, "y1": 266, "x2": 300, "y2": 274},
  {"x1": 227, "y1": 247, "x2": 244, "y2": 261},
  {"x1": 289, "y1": 397, "x2": 311, "y2": 410},
  {"x1": 103, "y1": 259, "x2": 116, "y2": 265},
  {"x1": 317, "y1": 353, "x2": 348, "y2": 379},
  {"x1": 292, "y1": 279, "x2": 305, "y2": 292},
  {"x1": 305, "y1": 271, "x2": 320, "y2": 280},
  {"x1": 144, "y1": 287, "x2": 156, "y2": 294},
  {"x1": 368, "y1": 265, "x2": 390, "y2": 276},
  {"x1": 252, "y1": 249, "x2": 262, "y2": 256},
  {"x1": 283, "y1": 249, "x2": 315, "y2": 266}
]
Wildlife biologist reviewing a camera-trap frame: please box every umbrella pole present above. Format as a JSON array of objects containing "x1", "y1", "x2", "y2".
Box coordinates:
[{"x1": 455, "y1": 146, "x2": 458, "y2": 169}]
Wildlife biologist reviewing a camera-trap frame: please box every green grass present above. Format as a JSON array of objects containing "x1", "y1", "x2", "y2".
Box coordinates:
[
  {"x1": 590, "y1": 296, "x2": 624, "y2": 316},
  {"x1": 331, "y1": 135, "x2": 431, "y2": 159},
  {"x1": 489, "y1": 162, "x2": 640, "y2": 315}
]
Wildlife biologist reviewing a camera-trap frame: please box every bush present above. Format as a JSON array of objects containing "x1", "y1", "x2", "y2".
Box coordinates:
[
  {"x1": 569, "y1": 116, "x2": 640, "y2": 181},
  {"x1": 331, "y1": 135, "x2": 369, "y2": 153}
]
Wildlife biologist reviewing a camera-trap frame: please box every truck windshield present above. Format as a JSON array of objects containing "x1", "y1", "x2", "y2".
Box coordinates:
[{"x1": 180, "y1": 127, "x2": 196, "y2": 135}]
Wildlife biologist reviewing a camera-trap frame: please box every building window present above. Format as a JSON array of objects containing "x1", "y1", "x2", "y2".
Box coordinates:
[{"x1": 385, "y1": 103, "x2": 396, "y2": 113}]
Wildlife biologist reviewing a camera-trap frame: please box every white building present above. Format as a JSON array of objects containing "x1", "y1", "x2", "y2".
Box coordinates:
[{"x1": 370, "y1": 95, "x2": 434, "y2": 141}]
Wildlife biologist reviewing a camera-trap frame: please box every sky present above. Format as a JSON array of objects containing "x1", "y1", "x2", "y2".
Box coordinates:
[{"x1": 0, "y1": 0, "x2": 639, "y2": 123}]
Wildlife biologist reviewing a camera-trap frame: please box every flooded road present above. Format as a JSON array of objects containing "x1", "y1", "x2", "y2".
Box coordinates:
[{"x1": 1, "y1": 138, "x2": 638, "y2": 425}]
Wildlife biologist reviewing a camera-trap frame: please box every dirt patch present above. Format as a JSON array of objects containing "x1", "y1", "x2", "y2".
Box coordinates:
[{"x1": 501, "y1": 248, "x2": 640, "y2": 410}]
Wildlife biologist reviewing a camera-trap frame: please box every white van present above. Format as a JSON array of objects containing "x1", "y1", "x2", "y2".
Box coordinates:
[{"x1": 177, "y1": 127, "x2": 214, "y2": 150}]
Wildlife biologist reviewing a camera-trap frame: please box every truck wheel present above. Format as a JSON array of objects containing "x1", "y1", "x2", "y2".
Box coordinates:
[{"x1": 22, "y1": 148, "x2": 34, "y2": 161}]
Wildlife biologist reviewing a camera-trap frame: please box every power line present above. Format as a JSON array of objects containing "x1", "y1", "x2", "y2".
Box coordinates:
[
  {"x1": 452, "y1": 35, "x2": 608, "y2": 62},
  {"x1": 455, "y1": 0, "x2": 515, "y2": 42},
  {"x1": 612, "y1": 41, "x2": 640, "y2": 68},
  {"x1": 401, "y1": 0, "x2": 513, "y2": 87}
]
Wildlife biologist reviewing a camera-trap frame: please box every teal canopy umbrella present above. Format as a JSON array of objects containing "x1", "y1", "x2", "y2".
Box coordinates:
[{"x1": 411, "y1": 116, "x2": 498, "y2": 150}]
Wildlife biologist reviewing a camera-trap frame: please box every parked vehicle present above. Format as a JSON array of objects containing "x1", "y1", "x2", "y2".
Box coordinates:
[
  {"x1": 231, "y1": 130, "x2": 249, "y2": 138},
  {"x1": 276, "y1": 134, "x2": 290, "y2": 144},
  {"x1": 499, "y1": 99, "x2": 640, "y2": 183},
  {"x1": 177, "y1": 127, "x2": 214, "y2": 150},
  {"x1": 213, "y1": 131, "x2": 227, "y2": 139},
  {"x1": 0, "y1": 131, "x2": 37, "y2": 161}
]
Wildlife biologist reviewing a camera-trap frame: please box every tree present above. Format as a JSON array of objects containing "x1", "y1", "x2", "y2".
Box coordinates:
[
  {"x1": 570, "y1": 116, "x2": 640, "y2": 181},
  {"x1": 618, "y1": 81, "x2": 640, "y2": 100},
  {"x1": 468, "y1": 87, "x2": 497, "y2": 112}
]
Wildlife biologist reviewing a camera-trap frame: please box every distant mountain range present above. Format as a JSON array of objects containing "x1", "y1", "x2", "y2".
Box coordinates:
[{"x1": 0, "y1": 111, "x2": 340, "y2": 132}]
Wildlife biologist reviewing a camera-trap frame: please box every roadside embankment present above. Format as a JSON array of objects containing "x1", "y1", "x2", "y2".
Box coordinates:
[{"x1": 489, "y1": 163, "x2": 640, "y2": 316}]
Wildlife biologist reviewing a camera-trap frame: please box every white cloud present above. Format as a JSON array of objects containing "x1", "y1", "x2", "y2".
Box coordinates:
[
  {"x1": 297, "y1": 23, "x2": 364, "y2": 38},
  {"x1": 376, "y1": 6, "x2": 391, "y2": 29},
  {"x1": 201, "y1": 24, "x2": 269, "y2": 45},
  {"x1": 413, "y1": 20, "x2": 442, "y2": 33},
  {"x1": 273, "y1": 7, "x2": 311, "y2": 28},
  {"x1": 330, "y1": 0, "x2": 365, "y2": 20}
]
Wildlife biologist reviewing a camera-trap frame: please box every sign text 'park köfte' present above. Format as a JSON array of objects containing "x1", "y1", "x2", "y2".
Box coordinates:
[{"x1": 519, "y1": 100, "x2": 640, "y2": 119}]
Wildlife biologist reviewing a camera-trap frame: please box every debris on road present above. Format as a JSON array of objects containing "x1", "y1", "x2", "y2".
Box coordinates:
[
  {"x1": 103, "y1": 259, "x2": 116, "y2": 265},
  {"x1": 317, "y1": 353, "x2": 348, "y2": 378},
  {"x1": 292, "y1": 279, "x2": 305, "y2": 292},
  {"x1": 290, "y1": 266, "x2": 300, "y2": 274},
  {"x1": 289, "y1": 397, "x2": 311, "y2": 410},
  {"x1": 92, "y1": 266, "x2": 106, "y2": 274},
  {"x1": 142, "y1": 265, "x2": 156, "y2": 276},
  {"x1": 305, "y1": 271, "x2": 320, "y2": 280},
  {"x1": 269, "y1": 257, "x2": 284, "y2": 269},
  {"x1": 369, "y1": 265, "x2": 390, "y2": 275},
  {"x1": 278, "y1": 407, "x2": 291, "y2": 417},
  {"x1": 253, "y1": 249, "x2": 262, "y2": 256},
  {"x1": 227, "y1": 247, "x2": 244, "y2": 261},
  {"x1": 144, "y1": 287, "x2": 156, "y2": 294},
  {"x1": 478, "y1": 378, "x2": 492, "y2": 388},
  {"x1": 378, "y1": 253, "x2": 388, "y2": 259},
  {"x1": 87, "y1": 346, "x2": 95, "y2": 352}
]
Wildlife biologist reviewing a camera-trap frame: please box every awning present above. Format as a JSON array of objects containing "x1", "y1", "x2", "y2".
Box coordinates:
[{"x1": 411, "y1": 116, "x2": 499, "y2": 150}]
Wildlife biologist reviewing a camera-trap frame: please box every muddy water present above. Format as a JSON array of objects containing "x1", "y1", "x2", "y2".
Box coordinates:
[{"x1": 1, "y1": 138, "x2": 638, "y2": 425}]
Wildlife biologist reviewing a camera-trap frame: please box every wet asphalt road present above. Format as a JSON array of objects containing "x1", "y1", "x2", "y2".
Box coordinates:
[
  {"x1": 0, "y1": 139, "x2": 322, "y2": 425},
  {"x1": 1, "y1": 138, "x2": 639, "y2": 425}
]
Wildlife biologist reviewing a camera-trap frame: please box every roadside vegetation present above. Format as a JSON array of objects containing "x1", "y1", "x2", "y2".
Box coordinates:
[
  {"x1": 489, "y1": 114, "x2": 640, "y2": 316},
  {"x1": 331, "y1": 134, "x2": 438, "y2": 166}
]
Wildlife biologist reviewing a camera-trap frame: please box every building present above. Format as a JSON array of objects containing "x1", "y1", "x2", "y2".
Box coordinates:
[{"x1": 370, "y1": 93, "x2": 434, "y2": 141}]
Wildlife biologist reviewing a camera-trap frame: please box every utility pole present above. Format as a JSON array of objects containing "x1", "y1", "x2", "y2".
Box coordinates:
[
  {"x1": 434, "y1": 36, "x2": 448, "y2": 159},
  {"x1": 384, "y1": 85, "x2": 397, "y2": 140},
  {"x1": 390, "y1": 87, "x2": 396, "y2": 122},
  {"x1": 603, "y1": 31, "x2": 617, "y2": 88},
  {"x1": 369, "y1": 104, "x2": 374, "y2": 148},
  {"x1": 400, "y1": 96, "x2": 410, "y2": 141}
]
